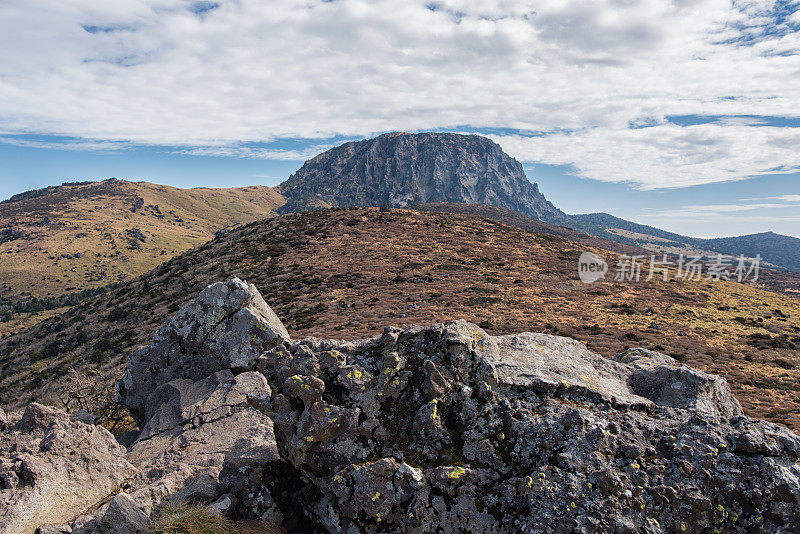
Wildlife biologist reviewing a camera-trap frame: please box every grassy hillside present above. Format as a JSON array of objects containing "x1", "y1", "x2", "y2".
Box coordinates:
[
  {"x1": 416, "y1": 203, "x2": 667, "y2": 256},
  {"x1": 0, "y1": 208, "x2": 798, "y2": 432},
  {"x1": 417, "y1": 204, "x2": 800, "y2": 297},
  {"x1": 0, "y1": 179, "x2": 284, "y2": 333},
  {"x1": 571, "y1": 212, "x2": 800, "y2": 272},
  {"x1": 697, "y1": 232, "x2": 800, "y2": 273}
]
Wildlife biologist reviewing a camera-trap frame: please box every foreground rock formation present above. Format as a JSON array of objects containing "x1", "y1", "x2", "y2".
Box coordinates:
[
  {"x1": 3, "y1": 276, "x2": 800, "y2": 533},
  {"x1": 0, "y1": 404, "x2": 135, "y2": 533}
]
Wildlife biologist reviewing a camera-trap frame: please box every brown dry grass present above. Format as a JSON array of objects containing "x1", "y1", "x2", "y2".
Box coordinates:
[
  {"x1": 151, "y1": 504, "x2": 285, "y2": 534},
  {"x1": 0, "y1": 179, "x2": 283, "y2": 303}
]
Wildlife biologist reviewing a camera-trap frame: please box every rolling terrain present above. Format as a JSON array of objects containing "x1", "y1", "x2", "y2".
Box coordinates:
[
  {"x1": 571, "y1": 212, "x2": 800, "y2": 273},
  {"x1": 3, "y1": 134, "x2": 796, "y2": 342},
  {"x1": 0, "y1": 179, "x2": 284, "y2": 333},
  {"x1": 415, "y1": 203, "x2": 800, "y2": 296},
  {"x1": 1, "y1": 208, "x2": 798, "y2": 433}
]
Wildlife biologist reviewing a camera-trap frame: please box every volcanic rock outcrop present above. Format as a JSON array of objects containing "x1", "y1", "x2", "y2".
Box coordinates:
[
  {"x1": 277, "y1": 132, "x2": 569, "y2": 225},
  {"x1": 3, "y1": 276, "x2": 800, "y2": 533}
]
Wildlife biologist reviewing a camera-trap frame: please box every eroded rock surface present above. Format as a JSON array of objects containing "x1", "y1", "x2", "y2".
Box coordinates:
[
  {"x1": 120, "y1": 278, "x2": 800, "y2": 533},
  {"x1": 0, "y1": 404, "x2": 135, "y2": 534},
  {"x1": 125, "y1": 369, "x2": 279, "y2": 514},
  {"x1": 118, "y1": 276, "x2": 289, "y2": 422}
]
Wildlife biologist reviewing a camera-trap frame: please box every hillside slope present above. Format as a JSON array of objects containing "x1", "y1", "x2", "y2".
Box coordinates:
[
  {"x1": 0, "y1": 178, "x2": 284, "y2": 302},
  {"x1": 417, "y1": 203, "x2": 800, "y2": 296},
  {"x1": 278, "y1": 132, "x2": 568, "y2": 224},
  {"x1": 697, "y1": 231, "x2": 800, "y2": 272},
  {"x1": 1, "y1": 208, "x2": 798, "y2": 431},
  {"x1": 415, "y1": 203, "x2": 652, "y2": 256},
  {"x1": 571, "y1": 212, "x2": 800, "y2": 272}
]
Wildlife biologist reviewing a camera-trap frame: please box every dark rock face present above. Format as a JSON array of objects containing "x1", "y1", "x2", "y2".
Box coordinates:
[{"x1": 278, "y1": 132, "x2": 568, "y2": 225}]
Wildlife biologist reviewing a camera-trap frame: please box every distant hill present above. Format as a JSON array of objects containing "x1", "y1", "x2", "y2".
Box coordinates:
[
  {"x1": 570, "y1": 212, "x2": 800, "y2": 273},
  {"x1": 0, "y1": 179, "x2": 283, "y2": 304},
  {"x1": 419, "y1": 204, "x2": 800, "y2": 296},
  {"x1": 278, "y1": 132, "x2": 569, "y2": 225},
  {"x1": 696, "y1": 232, "x2": 800, "y2": 273}
]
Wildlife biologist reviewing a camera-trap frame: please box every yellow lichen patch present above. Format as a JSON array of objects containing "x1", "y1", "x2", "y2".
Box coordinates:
[
  {"x1": 348, "y1": 369, "x2": 363, "y2": 380},
  {"x1": 446, "y1": 466, "x2": 466, "y2": 479}
]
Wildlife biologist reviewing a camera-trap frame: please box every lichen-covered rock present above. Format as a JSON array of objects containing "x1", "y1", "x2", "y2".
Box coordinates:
[
  {"x1": 118, "y1": 276, "x2": 289, "y2": 423},
  {"x1": 0, "y1": 404, "x2": 136, "y2": 534},
  {"x1": 122, "y1": 280, "x2": 800, "y2": 533},
  {"x1": 242, "y1": 318, "x2": 800, "y2": 533}
]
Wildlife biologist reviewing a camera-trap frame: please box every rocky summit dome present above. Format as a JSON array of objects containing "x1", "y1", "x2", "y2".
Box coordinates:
[{"x1": 278, "y1": 132, "x2": 568, "y2": 225}]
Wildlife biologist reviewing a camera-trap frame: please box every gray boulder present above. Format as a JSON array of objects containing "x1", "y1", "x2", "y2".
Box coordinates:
[
  {"x1": 0, "y1": 404, "x2": 135, "y2": 534},
  {"x1": 615, "y1": 348, "x2": 743, "y2": 418},
  {"x1": 490, "y1": 331, "x2": 652, "y2": 408},
  {"x1": 168, "y1": 473, "x2": 220, "y2": 506},
  {"x1": 0, "y1": 407, "x2": 6, "y2": 430},
  {"x1": 118, "y1": 276, "x2": 289, "y2": 423},
  {"x1": 93, "y1": 493, "x2": 149, "y2": 534},
  {"x1": 125, "y1": 370, "x2": 279, "y2": 514}
]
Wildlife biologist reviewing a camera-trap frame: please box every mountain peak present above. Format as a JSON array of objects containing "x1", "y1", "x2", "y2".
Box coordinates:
[{"x1": 278, "y1": 132, "x2": 568, "y2": 224}]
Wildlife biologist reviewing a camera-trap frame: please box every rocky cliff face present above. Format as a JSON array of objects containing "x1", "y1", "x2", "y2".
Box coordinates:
[
  {"x1": 278, "y1": 132, "x2": 568, "y2": 225},
  {"x1": 3, "y1": 278, "x2": 800, "y2": 533}
]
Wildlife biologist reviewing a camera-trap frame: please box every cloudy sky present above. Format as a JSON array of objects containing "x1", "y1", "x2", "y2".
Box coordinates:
[{"x1": 1, "y1": 0, "x2": 799, "y2": 237}]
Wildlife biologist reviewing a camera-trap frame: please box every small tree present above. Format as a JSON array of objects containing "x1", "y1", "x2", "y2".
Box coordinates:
[{"x1": 58, "y1": 367, "x2": 130, "y2": 433}]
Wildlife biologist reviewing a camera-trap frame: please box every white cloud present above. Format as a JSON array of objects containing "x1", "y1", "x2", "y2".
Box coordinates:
[
  {"x1": 645, "y1": 202, "x2": 797, "y2": 218},
  {"x1": 1, "y1": 0, "x2": 800, "y2": 188},
  {"x1": 176, "y1": 144, "x2": 343, "y2": 161},
  {"x1": 0, "y1": 136, "x2": 130, "y2": 152},
  {"x1": 490, "y1": 123, "x2": 800, "y2": 189}
]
